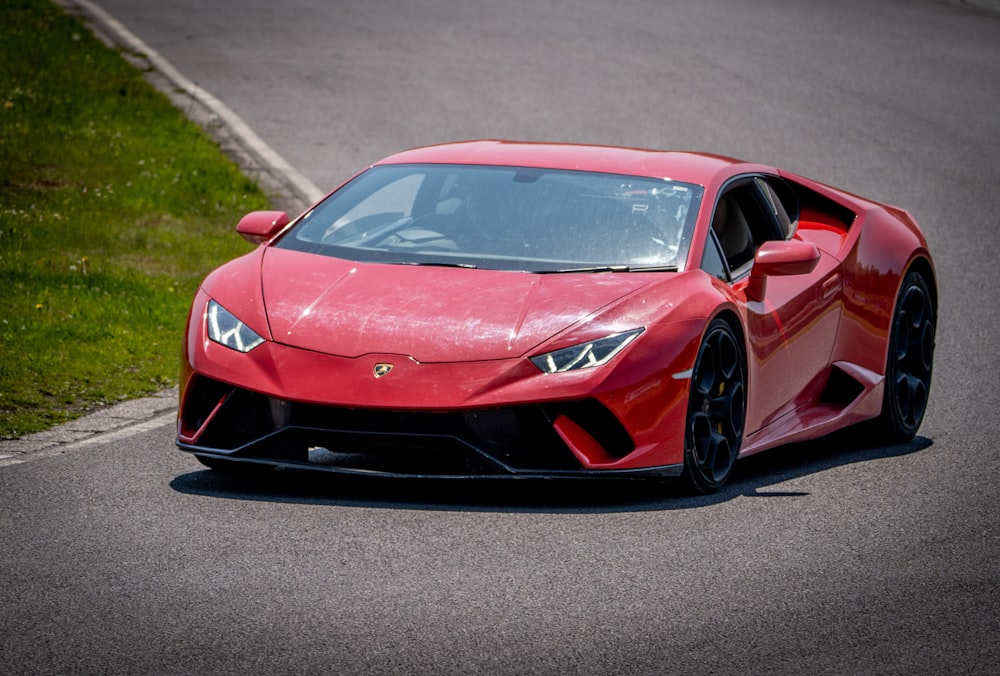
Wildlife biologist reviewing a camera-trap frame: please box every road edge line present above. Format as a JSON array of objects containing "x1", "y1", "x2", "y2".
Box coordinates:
[
  {"x1": 60, "y1": 0, "x2": 325, "y2": 207},
  {"x1": 2, "y1": 2, "x2": 333, "y2": 464}
]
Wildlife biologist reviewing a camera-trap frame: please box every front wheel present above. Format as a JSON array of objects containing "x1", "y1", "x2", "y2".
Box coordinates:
[
  {"x1": 876, "y1": 270, "x2": 936, "y2": 443},
  {"x1": 682, "y1": 318, "x2": 747, "y2": 493}
]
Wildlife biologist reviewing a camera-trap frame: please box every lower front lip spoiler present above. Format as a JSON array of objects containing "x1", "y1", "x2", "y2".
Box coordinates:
[{"x1": 178, "y1": 442, "x2": 683, "y2": 480}]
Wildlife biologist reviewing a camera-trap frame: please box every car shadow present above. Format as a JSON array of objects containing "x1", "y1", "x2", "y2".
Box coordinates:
[{"x1": 168, "y1": 432, "x2": 933, "y2": 514}]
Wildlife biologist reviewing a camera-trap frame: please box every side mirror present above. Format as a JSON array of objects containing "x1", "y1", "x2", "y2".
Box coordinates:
[
  {"x1": 236, "y1": 211, "x2": 291, "y2": 245},
  {"x1": 745, "y1": 240, "x2": 820, "y2": 302}
]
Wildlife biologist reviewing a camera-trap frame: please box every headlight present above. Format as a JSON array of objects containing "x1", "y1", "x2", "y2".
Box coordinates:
[
  {"x1": 530, "y1": 328, "x2": 644, "y2": 373},
  {"x1": 206, "y1": 300, "x2": 265, "y2": 352}
]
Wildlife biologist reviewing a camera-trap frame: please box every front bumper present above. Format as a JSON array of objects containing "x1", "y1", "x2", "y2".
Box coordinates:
[{"x1": 177, "y1": 376, "x2": 683, "y2": 478}]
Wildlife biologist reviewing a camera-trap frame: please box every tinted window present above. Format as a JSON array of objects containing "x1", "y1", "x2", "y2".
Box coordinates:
[
  {"x1": 711, "y1": 180, "x2": 783, "y2": 275},
  {"x1": 700, "y1": 231, "x2": 729, "y2": 280},
  {"x1": 755, "y1": 177, "x2": 797, "y2": 239}
]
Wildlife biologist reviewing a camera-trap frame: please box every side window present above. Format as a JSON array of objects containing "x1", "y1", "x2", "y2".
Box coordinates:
[
  {"x1": 755, "y1": 177, "x2": 798, "y2": 239},
  {"x1": 711, "y1": 180, "x2": 783, "y2": 275},
  {"x1": 700, "y1": 230, "x2": 728, "y2": 280},
  {"x1": 711, "y1": 186, "x2": 754, "y2": 272}
]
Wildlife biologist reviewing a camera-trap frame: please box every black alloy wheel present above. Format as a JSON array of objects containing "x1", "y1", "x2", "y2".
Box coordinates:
[
  {"x1": 879, "y1": 270, "x2": 935, "y2": 442},
  {"x1": 683, "y1": 318, "x2": 747, "y2": 493}
]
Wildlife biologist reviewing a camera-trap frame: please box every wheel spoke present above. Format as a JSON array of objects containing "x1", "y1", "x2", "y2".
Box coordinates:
[
  {"x1": 896, "y1": 286, "x2": 927, "y2": 361},
  {"x1": 895, "y1": 371, "x2": 928, "y2": 426},
  {"x1": 692, "y1": 423, "x2": 730, "y2": 482},
  {"x1": 905, "y1": 287, "x2": 926, "y2": 329},
  {"x1": 695, "y1": 343, "x2": 716, "y2": 396},
  {"x1": 920, "y1": 320, "x2": 935, "y2": 371},
  {"x1": 899, "y1": 330, "x2": 919, "y2": 368},
  {"x1": 894, "y1": 372, "x2": 910, "y2": 422},
  {"x1": 713, "y1": 331, "x2": 739, "y2": 381},
  {"x1": 710, "y1": 380, "x2": 745, "y2": 439},
  {"x1": 896, "y1": 289, "x2": 934, "y2": 381},
  {"x1": 707, "y1": 432, "x2": 732, "y2": 482},
  {"x1": 703, "y1": 432, "x2": 720, "y2": 474},
  {"x1": 906, "y1": 373, "x2": 927, "y2": 425},
  {"x1": 691, "y1": 412, "x2": 713, "y2": 465}
]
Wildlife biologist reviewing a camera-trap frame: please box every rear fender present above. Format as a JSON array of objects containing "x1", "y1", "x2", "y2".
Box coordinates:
[{"x1": 833, "y1": 208, "x2": 934, "y2": 374}]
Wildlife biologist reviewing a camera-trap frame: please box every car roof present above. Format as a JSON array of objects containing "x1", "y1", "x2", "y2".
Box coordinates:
[{"x1": 374, "y1": 140, "x2": 773, "y2": 187}]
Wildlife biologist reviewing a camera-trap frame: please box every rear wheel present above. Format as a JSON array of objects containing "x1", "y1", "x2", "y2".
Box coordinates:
[
  {"x1": 682, "y1": 318, "x2": 747, "y2": 493},
  {"x1": 877, "y1": 270, "x2": 935, "y2": 442}
]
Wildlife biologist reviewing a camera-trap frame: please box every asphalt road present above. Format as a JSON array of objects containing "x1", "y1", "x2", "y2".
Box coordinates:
[{"x1": 3, "y1": 0, "x2": 999, "y2": 673}]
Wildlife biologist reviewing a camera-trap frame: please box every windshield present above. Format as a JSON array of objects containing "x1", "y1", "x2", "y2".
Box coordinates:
[{"x1": 275, "y1": 164, "x2": 703, "y2": 272}]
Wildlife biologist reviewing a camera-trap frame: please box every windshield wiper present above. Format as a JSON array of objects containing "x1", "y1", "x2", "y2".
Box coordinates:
[
  {"x1": 626, "y1": 264, "x2": 678, "y2": 272},
  {"x1": 396, "y1": 260, "x2": 478, "y2": 269},
  {"x1": 538, "y1": 264, "x2": 677, "y2": 274}
]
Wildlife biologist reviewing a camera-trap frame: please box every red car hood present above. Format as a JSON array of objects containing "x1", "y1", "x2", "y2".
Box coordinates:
[{"x1": 260, "y1": 248, "x2": 653, "y2": 362}]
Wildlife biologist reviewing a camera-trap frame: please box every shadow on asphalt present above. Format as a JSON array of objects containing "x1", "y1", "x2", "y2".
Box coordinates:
[{"x1": 169, "y1": 433, "x2": 933, "y2": 513}]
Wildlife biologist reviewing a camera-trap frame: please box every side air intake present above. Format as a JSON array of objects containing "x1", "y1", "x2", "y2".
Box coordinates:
[{"x1": 820, "y1": 364, "x2": 866, "y2": 408}]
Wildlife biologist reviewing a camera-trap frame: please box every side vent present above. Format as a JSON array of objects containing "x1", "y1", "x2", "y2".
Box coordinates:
[{"x1": 820, "y1": 365, "x2": 866, "y2": 408}]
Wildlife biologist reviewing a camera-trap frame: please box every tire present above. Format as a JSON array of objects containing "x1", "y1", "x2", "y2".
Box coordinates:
[
  {"x1": 682, "y1": 318, "x2": 747, "y2": 493},
  {"x1": 876, "y1": 270, "x2": 935, "y2": 443}
]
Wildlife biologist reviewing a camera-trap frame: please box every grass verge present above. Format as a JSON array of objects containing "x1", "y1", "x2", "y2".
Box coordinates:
[{"x1": 1, "y1": 0, "x2": 270, "y2": 438}]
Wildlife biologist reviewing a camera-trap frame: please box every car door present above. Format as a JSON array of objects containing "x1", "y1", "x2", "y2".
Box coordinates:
[{"x1": 707, "y1": 176, "x2": 842, "y2": 434}]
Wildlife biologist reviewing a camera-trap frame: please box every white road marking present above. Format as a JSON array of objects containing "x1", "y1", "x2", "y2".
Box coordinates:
[
  {"x1": 0, "y1": 412, "x2": 176, "y2": 468},
  {"x1": 69, "y1": 0, "x2": 325, "y2": 204},
  {"x1": 1, "y1": 4, "x2": 331, "y2": 469}
]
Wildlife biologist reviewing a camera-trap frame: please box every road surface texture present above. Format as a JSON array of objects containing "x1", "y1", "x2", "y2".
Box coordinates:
[{"x1": 3, "y1": 0, "x2": 998, "y2": 673}]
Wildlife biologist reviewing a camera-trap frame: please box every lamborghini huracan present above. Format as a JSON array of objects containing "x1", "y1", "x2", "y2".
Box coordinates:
[{"x1": 177, "y1": 141, "x2": 936, "y2": 492}]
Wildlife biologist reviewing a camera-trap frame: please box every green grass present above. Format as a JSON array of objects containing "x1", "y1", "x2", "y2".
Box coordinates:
[{"x1": 0, "y1": 0, "x2": 270, "y2": 438}]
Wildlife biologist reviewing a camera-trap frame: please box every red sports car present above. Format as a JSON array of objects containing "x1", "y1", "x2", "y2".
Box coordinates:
[{"x1": 177, "y1": 141, "x2": 936, "y2": 492}]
